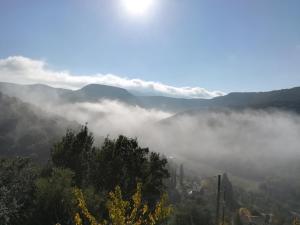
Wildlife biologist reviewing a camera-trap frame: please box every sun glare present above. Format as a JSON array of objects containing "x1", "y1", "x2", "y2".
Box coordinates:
[{"x1": 121, "y1": 0, "x2": 154, "y2": 16}]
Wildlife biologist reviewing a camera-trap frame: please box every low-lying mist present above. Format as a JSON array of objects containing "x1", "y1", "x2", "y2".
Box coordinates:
[{"x1": 41, "y1": 99, "x2": 300, "y2": 181}]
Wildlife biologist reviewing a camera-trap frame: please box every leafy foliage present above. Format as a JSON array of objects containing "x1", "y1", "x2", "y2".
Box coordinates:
[
  {"x1": 32, "y1": 168, "x2": 76, "y2": 225},
  {"x1": 0, "y1": 157, "x2": 38, "y2": 225},
  {"x1": 52, "y1": 126, "x2": 169, "y2": 207},
  {"x1": 73, "y1": 183, "x2": 172, "y2": 225},
  {"x1": 91, "y1": 135, "x2": 169, "y2": 207},
  {"x1": 7, "y1": 124, "x2": 299, "y2": 225},
  {"x1": 51, "y1": 126, "x2": 95, "y2": 185}
]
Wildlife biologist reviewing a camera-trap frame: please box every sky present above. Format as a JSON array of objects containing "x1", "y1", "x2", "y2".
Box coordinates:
[{"x1": 0, "y1": 0, "x2": 300, "y2": 97}]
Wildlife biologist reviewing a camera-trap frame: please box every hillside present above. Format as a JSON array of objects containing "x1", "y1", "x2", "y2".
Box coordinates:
[
  {"x1": 139, "y1": 87, "x2": 300, "y2": 112},
  {"x1": 0, "y1": 92, "x2": 77, "y2": 161},
  {"x1": 0, "y1": 82, "x2": 140, "y2": 106},
  {"x1": 1, "y1": 82, "x2": 300, "y2": 113},
  {"x1": 210, "y1": 87, "x2": 300, "y2": 111},
  {"x1": 62, "y1": 83, "x2": 140, "y2": 104}
]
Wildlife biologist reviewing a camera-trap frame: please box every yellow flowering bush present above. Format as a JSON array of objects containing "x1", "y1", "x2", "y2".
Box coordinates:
[{"x1": 73, "y1": 183, "x2": 172, "y2": 225}]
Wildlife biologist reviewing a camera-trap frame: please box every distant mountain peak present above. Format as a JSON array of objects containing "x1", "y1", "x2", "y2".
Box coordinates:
[
  {"x1": 81, "y1": 83, "x2": 127, "y2": 91},
  {"x1": 78, "y1": 83, "x2": 132, "y2": 97},
  {"x1": 71, "y1": 83, "x2": 140, "y2": 104}
]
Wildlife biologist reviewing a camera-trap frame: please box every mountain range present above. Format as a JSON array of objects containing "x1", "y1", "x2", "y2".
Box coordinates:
[
  {"x1": 1, "y1": 81, "x2": 300, "y2": 180},
  {"x1": 1, "y1": 82, "x2": 300, "y2": 113}
]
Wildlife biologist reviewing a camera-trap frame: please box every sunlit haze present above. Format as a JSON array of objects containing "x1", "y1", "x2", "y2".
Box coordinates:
[{"x1": 121, "y1": 0, "x2": 155, "y2": 16}]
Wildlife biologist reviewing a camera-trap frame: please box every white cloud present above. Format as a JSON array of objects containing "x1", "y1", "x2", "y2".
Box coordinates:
[
  {"x1": 0, "y1": 56, "x2": 225, "y2": 98},
  {"x1": 45, "y1": 99, "x2": 300, "y2": 179}
]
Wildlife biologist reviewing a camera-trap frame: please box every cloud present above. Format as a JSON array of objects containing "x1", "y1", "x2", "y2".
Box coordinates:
[
  {"x1": 42, "y1": 99, "x2": 300, "y2": 180},
  {"x1": 0, "y1": 56, "x2": 225, "y2": 99},
  {"x1": 47, "y1": 100, "x2": 172, "y2": 137}
]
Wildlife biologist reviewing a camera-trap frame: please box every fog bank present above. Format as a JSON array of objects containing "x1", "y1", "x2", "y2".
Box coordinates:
[{"x1": 42, "y1": 100, "x2": 300, "y2": 180}]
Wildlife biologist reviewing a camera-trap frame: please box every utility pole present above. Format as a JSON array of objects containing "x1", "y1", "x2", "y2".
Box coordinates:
[{"x1": 216, "y1": 174, "x2": 221, "y2": 225}]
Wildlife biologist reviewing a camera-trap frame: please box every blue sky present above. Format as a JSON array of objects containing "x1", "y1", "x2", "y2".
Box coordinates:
[{"x1": 0, "y1": 0, "x2": 300, "y2": 94}]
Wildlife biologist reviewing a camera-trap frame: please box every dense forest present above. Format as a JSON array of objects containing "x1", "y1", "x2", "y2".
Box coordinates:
[
  {"x1": 0, "y1": 126, "x2": 172, "y2": 225},
  {"x1": 1, "y1": 125, "x2": 300, "y2": 225}
]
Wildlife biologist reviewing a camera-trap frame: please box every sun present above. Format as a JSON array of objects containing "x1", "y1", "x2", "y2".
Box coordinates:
[{"x1": 121, "y1": 0, "x2": 154, "y2": 16}]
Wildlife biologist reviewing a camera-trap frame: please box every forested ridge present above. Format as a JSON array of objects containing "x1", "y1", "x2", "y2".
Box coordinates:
[{"x1": 0, "y1": 92, "x2": 76, "y2": 161}]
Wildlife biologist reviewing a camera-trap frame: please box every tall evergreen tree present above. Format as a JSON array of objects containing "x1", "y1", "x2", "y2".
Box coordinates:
[
  {"x1": 51, "y1": 125, "x2": 95, "y2": 186},
  {"x1": 91, "y1": 135, "x2": 169, "y2": 207}
]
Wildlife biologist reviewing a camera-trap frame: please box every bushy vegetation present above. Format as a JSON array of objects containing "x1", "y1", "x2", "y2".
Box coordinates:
[
  {"x1": 73, "y1": 183, "x2": 172, "y2": 225},
  {"x1": 0, "y1": 126, "x2": 172, "y2": 225},
  {"x1": 1, "y1": 125, "x2": 299, "y2": 225},
  {"x1": 0, "y1": 157, "x2": 38, "y2": 225}
]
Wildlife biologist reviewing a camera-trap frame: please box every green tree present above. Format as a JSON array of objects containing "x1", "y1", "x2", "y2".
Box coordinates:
[
  {"x1": 32, "y1": 168, "x2": 76, "y2": 225},
  {"x1": 0, "y1": 157, "x2": 38, "y2": 225},
  {"x1": 91, "y1": 135, "x2": 169, "y2": 207},
  {"x1": 49, "y1": 126, "x2": 170, "y2": 220},
  {"x1": 51, "y1": 125, "x2": 95, "y2": 185}
]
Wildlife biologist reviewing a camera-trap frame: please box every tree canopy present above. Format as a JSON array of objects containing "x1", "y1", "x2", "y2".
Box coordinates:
[{"x1": 52, "y1": 126, "x2": 169, "y2": 207}]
